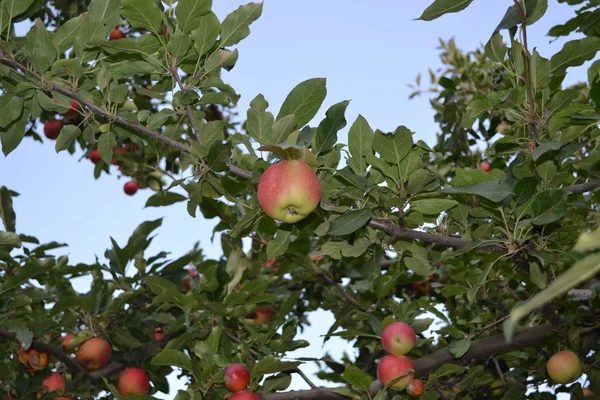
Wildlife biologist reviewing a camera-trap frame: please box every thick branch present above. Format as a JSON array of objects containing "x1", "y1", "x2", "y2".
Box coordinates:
[
  {"x1": 0, "y1": 329, "x2": 88, "y2": 378},
  {"x1": 569, "y1": 180, "x2": 600, "y2": 194}
]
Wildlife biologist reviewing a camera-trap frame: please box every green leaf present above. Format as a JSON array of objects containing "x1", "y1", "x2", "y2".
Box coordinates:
[
  {"x1": 532, "y1": 49, "x2": 551, "y2": 91},
  {"x1": 410, "y1": 199, "x2": 458, "y2": 215},
  {"x1": 551, "y1": 37, "x2": 600, "y2": 76},
  {"x1": 206, "y1": 141, "x2": 232, "y2": 172},
  {"x1": 0, "y1": 231, "x2": 21, "y2": 248},
  {"x1": 347, "y1": 115, "x2": 373, "y2": 174},
  {"x1": 430, "y1": 364, "x2": 466, "y2": 379},
  {"x1": 0, "y1": 187, "x2": 17, "y2": 232},
  {"x1": 204, "y1": 49, "x2": 239, "y2": 75},
  {"x1": 246, "y1": 94, "x2": 274, "y2": 145},
  {"x1": 343, "y1": 364, "x2": 372, "y2": 392},
  {"x1": 151, "y1": 349, "x2": 192, "y2": 371},
  {"x1": 166, "y1": 33, "x2": 192, "y2": 59},
  {"x1": 98, "y1": 131, "x2": 117, "y2": 164},
  {"x1": 266, "y1": 229, "x2": 291, "y2": 259},
  {"x1": 404, "y1": 257, "x2": 433, "y2": 275},
  {"x1": 508, "y1": 253, "x2": 600, "y2": 339},
  {"x1": 372, "y1": 126, "x2": 413, "y2": 165},
  {"x1": 443, "y1": 181, "x2": 512, "y2": 202},
  {"x1": 190, "y1": 12, "x2": 221, "y2": 57},
  {"x1": 262, "y1": 374, "x2": 292, "y2": 393},
  {"x1": 25, "y1": 19, "x2": 57, "y2": 73},
  {"x1": 418, "y1": 0, "x2": 474, "y2": 21},
  {"x1": 9, "y1": 327, "x2": 33, "y2": 349},
  {"x1": 219, "y1": 2, "x2": 263, "y2": 47},
  {"x1": 314, "y1": 100, "x2": 350, "y2": 155},
  {"x1": 145, "y1": 192, "x2": 187, "y2": 207},
  {"x1": 0, "y1": 95, "x2": 23, "y2": 128},
  {"x1": 277, "y1": 78, "x2": 327, "y2": 128},
  {"x1": 251, "y1": 355, "x2": 301, "y2": 378},
  {"x1": 176, "y1": 0, "x2": 211, "y2": 33},
  {"x1": 53, "y1": 12, "x2": 87, "y2": 52},
  {"x1": 449, "y1": 337, "x2": 471, "y2": 358},
  {"x1": 485, "y1": 32, "x2": 507, "y2": 62},
  {"x1": 145, "y1": 276, "x2": 183, "y2": 306},
  {"x1": 529, "y1": 263, "x2": 546, "y2": 289},
  {"x1": 271, "y1": 114, "x2": 297, "y2": 145},
  {"x1": 574, "y1": 226, "x2": 600, "y2": 253},
  {"x1": 532, "y1": 142, "x2": 561, "y2": 161},
  {"x1": 122, "y1": 0, "x2": 163, "y2": 33},
  {"x1": 328, "y1": 209, "x2": 373, "y2": 236},
  {"x1": 2, "y1": 0, "x2": 35, "y2": 18},
  {"x1": 1, "y1": 113, "x2": 28, "y2": 156},
  {"x1": 531, "y1": 189, "x2": 567, "y2": 225},
  {"x1": 55, "y1": 125, "x2": 81, "y2": 153}
]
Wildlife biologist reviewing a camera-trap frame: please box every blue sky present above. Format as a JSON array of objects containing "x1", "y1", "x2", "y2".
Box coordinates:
[{"x1": 0, "y1": 0, "x2": 590, "y2": 396}]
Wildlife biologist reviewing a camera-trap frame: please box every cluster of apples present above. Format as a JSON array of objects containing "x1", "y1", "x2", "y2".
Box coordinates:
[
  {"x1": 88, "y1": 145, "x2": 139, "y2": 196},
  {"x1": 376, "y1": 322, "x2": 423, "y2": 397},
  {"x1": 42, "y1": 101, "x2": 80, "y2": 140},
  {"x1": 223, "y1": 363, "x2": 260, "y2": 399}
]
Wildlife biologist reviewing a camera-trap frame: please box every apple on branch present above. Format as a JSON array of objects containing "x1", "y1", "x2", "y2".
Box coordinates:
[
  {"x1": 118, "y1": 367, "x2": 151, "y2": 396},
  {"x1": 40, "y1": 372, "x2": 66, "y2": 396},
  {"x1": 76, "y1": 337, "x2": 111, "y2": 371},
  {"x1": 377, "y1": 354, "x2": 415, "y2": 391},
  {"x1": 546, "y1": 350, "x2": 582, "y2": 384},
  {"x1": 224, "y1": 363, "x2": 250, "y2": 392},
  {"x1": 381, "y1": 321, "x2": 416, "y2": 356}
]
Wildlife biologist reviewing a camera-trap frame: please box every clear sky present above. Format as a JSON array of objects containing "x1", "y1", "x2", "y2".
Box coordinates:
[{"x1": 0, "y1": 0, "x2": 590, "y2": 397}]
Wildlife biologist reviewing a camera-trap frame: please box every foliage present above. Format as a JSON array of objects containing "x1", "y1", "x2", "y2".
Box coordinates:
[{"x1": 0, "y1": 0, "x2": 600, "y2": 399}]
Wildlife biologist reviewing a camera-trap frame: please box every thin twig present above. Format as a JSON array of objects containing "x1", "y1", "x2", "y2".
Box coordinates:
[
  {"x1": 310, "y1": 264, "x2": 365, "y2": 311},
  {"x1": 171, "y1": 66, "x2": 203, "y2": 144},
  {"x1": 512, "y1": 0, "x2": 536, "y2": 130},
  {"x1": 491, "y1": 356, "x2": 506, "y2": 385}
]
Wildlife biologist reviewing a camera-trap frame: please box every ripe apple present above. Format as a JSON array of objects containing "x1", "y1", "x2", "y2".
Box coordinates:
[
  {"x1": 381, "y1": 321, "x2": 416, "y2": 356},
  {"x1": 546, "y1": 350, "x2": 582, "y2": 384},
  {"x1": 257, "y1": 160, "x2": 321, "y2": 223},
  {"x1": 89, "y1": 149, "x2": 101, "y2": 164},
  {"x1": 180, "y1": 268, "x2": 199, "y2": 291},
  {"x1": 406, "y1": 379, "x2": 424, "y2": 397},
  {"x1": 109, "y1": 28, "x2": 125, "y2": 40},
  {"x1": 44, "y1": 120, "x2": 63, "y2": 140},
  {"x1": 224, "y1": 363, "x2": 250, "y2": 392},
  {"x1": 60, "y1": 333, "x2": 74, "y2": 351},
  {"x1": 41, "y1": 372, "x2": 66, "y2": 394},
  {"x1": 154, "y1": 327, "x2": 166, "y2": 341},
  {"x1": 76, "y1": 337, "x2": 111, "y2": 371},
  {"x1": 111, "y1": 147, "x2": 126, "y2": 165},
  {"x1": 480, "y1": 162, "x2": 491, "y2": 172},
  {"x1": 229, "y1": 392, "x2": 261, "y2": 400},
  {"x1": 118, "y1": 367, "x2": 151, "y2": 396},
  {"x1": 124, "y1": 181, "x2": 139, "y2": 196},
  {"x1": 18, "y1": 348, "x2": 49, "y2": 372},
  {"x1": 63, "y1": 100, "x2": 79, "y2": 120},
  {"x1": 251, "y1": 307, "x2": 273, "y2": 326},
  {"x1": 377, "y1": 354, "x2": 415, "y2": 390}
]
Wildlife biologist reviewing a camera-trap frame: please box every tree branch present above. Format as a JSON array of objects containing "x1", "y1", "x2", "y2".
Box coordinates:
[{"x1": 171, "y1": 67, "x2": 203, "y2": 144}]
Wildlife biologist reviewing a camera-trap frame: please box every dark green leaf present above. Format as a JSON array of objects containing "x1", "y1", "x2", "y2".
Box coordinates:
[
  {"x1": 372, "y1": 126, "x2": 413, "y2": 165},
  {"x1": 551, "y1": 37, "x2": 600, "y2": 76},
  {"x1": 98, "y1": 131, "x2": 117, "y2": 164},
  {"x1": 145, "y1": 192, "x2": 187, "y2": 207},
  {"x1": 246, "y1": 94, "x2": 274, "y2": 145},
  {"x1": 0, "y1": 187, "x2": 17, "y2": 232},
  {"x1": 328, "y1": 209, "x2": 373, "y2": 236},
  {"x1": 25, "y1": 19, "x2": 57, "y2": 73},
  {"x1": 0, "y1": 95, "x2": 23, "y2": 128},
  {"x1": 410, "y1": 199, "x2": 458, "y2": 215},
  {"x1": 343, "y1": 364, "x2": 372, "y2": 392},
  {"x1": 277, "y1": 78, "x2": 327, "y2": 128},
  {"x1": 55, "y1": 125, "x2": 81, "y2": 153},
  {"x1": 151, "y1": 349, "x2": 192, "y2": 371},
  {"x1": 122, "y1": 0, "x2": 163, "y2": 33},
  {"x1": 418, "y1": 0, "x2": 474, "y2": 21},
  {"x1": 266, "y1": 229, "x2": 291, "y2": 259},
  {"x1": 219, "y1": 2, "x2": 263, "y2": 47},
  {"x1": 176, "y1": 0, "x2": 211, "y2": 33},
  {"x1": 444, "y1": 181, "x2": 512, "y2": 202},
  {"x1": 531, "y1": 189, "x2": 567, "y2": 225},
  {"x1": 449, "y1": 337, "x2": 471, "y2": 358},
  {"x1": 314, "y1": 100, "x2": 350, "y2": 155},
  {"x1": 191, "y1": 12, "x2": 221, "y2": 57}
]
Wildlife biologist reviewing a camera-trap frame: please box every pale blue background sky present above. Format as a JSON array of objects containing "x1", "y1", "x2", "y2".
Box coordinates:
[{"x1": 0, "y1": 0, "x2": 591, "y2": 396}]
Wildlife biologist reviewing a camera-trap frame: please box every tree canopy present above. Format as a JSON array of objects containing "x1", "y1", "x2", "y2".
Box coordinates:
[{"x1": 1, "y1": 0, "x2": 600, "y2": 399}]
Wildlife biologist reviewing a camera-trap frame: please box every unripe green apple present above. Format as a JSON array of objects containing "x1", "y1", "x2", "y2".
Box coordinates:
[
  {"x1": 546, "y1": 350, "x2": 582, "y2": 384},
  {"x1": 118, "y1": 367, "x2": 150, "y2": 396},
  {"x1": 76, "y1": 337, "x2": 111, "y2": 371},
  {"x1": 377, "y1": 354, "x2": 415, "y2": 390},
  {"x1": 257, "y1": 160, "x2": 321, "y2": 223},
  {"x1": 381, "y1": 321, "x2": 416, "y2": 356}
]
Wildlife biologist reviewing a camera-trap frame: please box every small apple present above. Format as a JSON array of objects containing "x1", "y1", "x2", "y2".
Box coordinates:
[
  {"x1": 109, "y1": 28, "x2": 125, "y2": 40},
  {"x1": 111, "y1": 147, "x2": 126, "y2": 165},
  {"x1": 76, "y1": 337, "x2": 111, "y2": 371},
  {"x1": 63, "y1": 100, "x2": 80, "y2": 120},
  {"x1": 547, "y1": 350, "x2": 582, "y2": 384},
  {"x1": 264, "y1": 259, "x2": 279, "y2": 273},
  {"x1": 480, "y1": 162, "x2": 491, "y2": 172},
  {"x1": 251, "y1": 308, "x2": 273, "y2": 326},
  {"x1": 60, "y1": 333, "x2": 74, "y2": 351},
  {"x1": 381, "y1": 321, "x2": 416, "y2": 356},
  {"x1": 118, "y1": 367, "x2": 151, "y2": 396},
  {"x1": 411, "y1": 280, "x2": 431, "y2": 295},
  {"x1": 490, "y1": 378, "x2": 506, "y2": 397},
  {"x1": 229, "y1": 392, "x2": 261, "y2": 400},
  {"x1": 224, "y1": 363, "x2": 250, "y2": 392},
  {"x1": 180, "y1": 268, "x2": 199, "y2": 291},
  {"x1": 406, "y1": 379, "x2": 424, "y2": 397},
  {"x1": 257, "y1": 160, "x2": 321, "y2": 223},
  {"x1": 44, "y1": 120, "x2": 63, "y2": 140},
  {"x1": 89, "y1": 149, "x2": 101, "y2": 164},
  {"x1": 154, "y1": 327, "x2": 166, "y2": 341},
  {"x1": 18, "y1": 348, "x2": 49, "y2": 372},
  {"x1": 124, "y1": 181, "x2": 139, "y2": 196},
  {"x1": 377, "y1": 354, "x2": 415, "y2": 391},
  {"x1": 41, "y1": 372, "x2": 66, "y2": 394}
]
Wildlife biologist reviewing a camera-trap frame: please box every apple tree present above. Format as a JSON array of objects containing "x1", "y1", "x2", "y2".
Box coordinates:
[{"x1": 1, "y1": 0, "x2": 599, "y2": 399}]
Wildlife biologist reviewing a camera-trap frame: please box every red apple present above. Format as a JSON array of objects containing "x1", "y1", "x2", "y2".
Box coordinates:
[
  {"x1": 124, "y1": 181, "x2": 139, "y2": 196},
  {"x1": 257, "y1": 160, "x2": 321, "y2": 223},
  {"x1": 546, "y1": 350, "x2": 582, "y2": 384},
  {"x1": 406, "y1": 379, "x2": 424, "y2": 397},
  {"x1": 41, "y1": 372, "x2": 66, "y2": 394},
  {"x1": 118, "y1": 367, "x2": 150, "y2": 396},
  {"x1": 154, "y1": 327, "x2": 166, "y2": 341},
  {"x1": 229, "y1": 392, "x2": 261, "y2": 400},
  {"x1": 111, "y1": 147, "x2": 126, "y2": 165},
  {"x1": 44, "y1": 120, "x2": 63, "y2": 140},
  {"x1": 224, "y1": 363, "x2": 250, "y2": 392},
  {"x1": 480, "y1": 162, "x2": 491, "y2": 172},
  {"x1": 63, "y1": 100, "x2": 80, "y2": 120},
  {"x1": 109, "y1": 28, "x2": 125, "y2": 40},
  {"x1": 18, "y1": 348, "x2": 49, "y2": 372},
  {"x1": 251, "y1": 308, "x2": 273, "y2": 326},
  {"x1": 60, "y1": 333, "x2": 74, "y2": 351},
  {"x1": 76, "y1": 337, "x2": 111, "y2": 371},
  {"x1": 381, "y1": 321, "x2": 416, "y2": 356},
  {"x1": 89, "y1": 149, "x2": 101, "y2": 164},
  {"x1": 377, "y1": 355, "x2": 415, "y2": 390}
]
